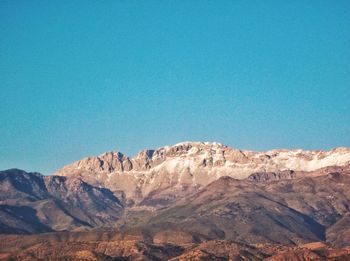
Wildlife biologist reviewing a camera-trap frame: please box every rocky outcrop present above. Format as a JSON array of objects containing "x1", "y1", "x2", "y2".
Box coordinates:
[
  {"x1": 248, "y1": 170, "x2": 297, "y2": 182},
  {"x1": 66, "y1": 151, "x2": 133, "y2": 172}
]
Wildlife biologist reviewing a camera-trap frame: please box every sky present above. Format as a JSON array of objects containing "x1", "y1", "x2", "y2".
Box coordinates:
[{"x1": 1, "y1": 1, "x2": 350, "y2": 174}]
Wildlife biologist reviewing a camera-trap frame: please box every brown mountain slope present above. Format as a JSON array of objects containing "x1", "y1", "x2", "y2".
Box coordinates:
[
  {"x1": 0, "y1": 169, "x2": 123, "y2": 234},
  {"x1": 170, "y1": 240, "x2": 350, "y2": 261},
  {"x1": 1, "y1": 166, "x2": 350, "y2": 248},
  {"x1": 1, "y1": 162, "x2": 350, "y2": 259},
  {"x1": 129, "y1": 169, "x2": 350, "y2": 246}
]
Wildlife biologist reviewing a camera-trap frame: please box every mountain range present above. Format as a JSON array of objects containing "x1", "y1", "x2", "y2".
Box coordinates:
[{"x1": 1, "y1": 142, "x2": 350, "y2": 260}]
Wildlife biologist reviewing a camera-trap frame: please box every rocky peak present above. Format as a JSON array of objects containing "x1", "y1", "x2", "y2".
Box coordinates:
[
  {"x1": 55, "y1": 142, "x2": 350, "y2": 201},
  {"x1": 132, "y1": 149, "x2": 156, "y2": 170},
  {"x1": 56, "y1": 143, "x2": 350, "y2": 177},
  {"x1": 131, "y1": 142, "x2": 228, "y2": 170},
  {"x1": 70, "y1": 151, "x2": 133, "y2": 173}
]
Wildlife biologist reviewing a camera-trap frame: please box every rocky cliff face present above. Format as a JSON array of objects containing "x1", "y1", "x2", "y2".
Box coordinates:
[{"x1": 55, "y1": 142, "x2": 350, "y2": 201}]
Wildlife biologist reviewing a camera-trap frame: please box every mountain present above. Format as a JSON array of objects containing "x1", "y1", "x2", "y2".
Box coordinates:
[
  {"x1": 135, "y1": 170, "x2": 350, "y2": 246},
  {"x1": 0, "y1": 169, "x2": 123, "y2": 234},
  {"x1": 55, "y1": 142, "x2": 350, "y2": 204},
  {"x1": 1, "y1": 142, "x2": 350, "y2": 260},
  {"x1": 53, "y1": 142, "x2": 350, "y2": 247}
]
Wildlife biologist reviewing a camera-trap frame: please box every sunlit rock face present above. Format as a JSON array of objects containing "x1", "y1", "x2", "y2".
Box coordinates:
[{"x1": 55, "y1": 141, "x2": 350, "y2": 201}]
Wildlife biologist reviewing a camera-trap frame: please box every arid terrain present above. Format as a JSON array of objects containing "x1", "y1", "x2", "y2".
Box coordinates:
[{"x1": 1, "y1": 142, "x2": 350, "y2": 260}]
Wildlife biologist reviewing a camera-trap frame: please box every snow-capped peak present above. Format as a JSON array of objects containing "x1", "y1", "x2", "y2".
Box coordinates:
[{"x1": 55, "y1": 142, "x2": 350, "y2": 199}]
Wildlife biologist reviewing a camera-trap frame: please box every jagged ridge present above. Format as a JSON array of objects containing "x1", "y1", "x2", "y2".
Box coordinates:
[{"x1": 55, "y1": 142, "x2": 350, "y2": 200}]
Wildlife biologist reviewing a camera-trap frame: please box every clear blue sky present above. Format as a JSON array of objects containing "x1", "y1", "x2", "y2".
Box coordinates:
[{"x1": 1, "y1": 1, "x2": 350, "y2": 174}]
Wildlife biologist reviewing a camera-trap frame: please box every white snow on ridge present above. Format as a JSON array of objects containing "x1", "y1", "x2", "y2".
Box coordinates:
[
  {"x1": 58, "y1": 142, "x2": 350, "y2": 179},
  {"x1": 55, "y1": 142, "x2": 350, "y2": 199},
  {"x1": 144, "y1": 143, "x2": 350, "y2": 174}
]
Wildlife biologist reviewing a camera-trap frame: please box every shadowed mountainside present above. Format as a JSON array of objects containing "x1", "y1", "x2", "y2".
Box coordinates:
[
  {"x1": 1, "y1": 165, "x2": 350, "y2": 247},
  {"x1": 0, "y1": 169, "x2": 123, "y2": 233},
  {"x1": 125, "y1": 168, "x2": 350, "y2": 247}
]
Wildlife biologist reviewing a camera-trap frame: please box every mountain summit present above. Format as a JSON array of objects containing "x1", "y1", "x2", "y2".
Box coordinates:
[{"x1": 55, "y1": 142, "x2": 350, "y2": 201}]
